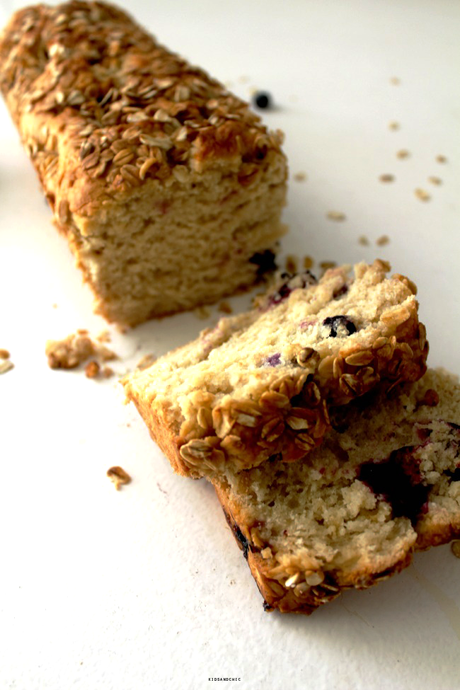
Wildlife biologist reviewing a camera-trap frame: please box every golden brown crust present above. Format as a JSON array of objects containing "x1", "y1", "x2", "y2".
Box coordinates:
[
  {"x1": 216, "y1": 484, "x2": 415, "y2": 614},
  {"x1": 0, "y1": 1, "x2": 284, "y2": 217}
]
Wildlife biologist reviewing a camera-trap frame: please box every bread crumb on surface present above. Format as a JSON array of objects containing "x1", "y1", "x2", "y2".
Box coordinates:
[
  {"x1": 376, "y1": 235, "x2": 390, "y2": 246},
  {"x1": 136, "y1": 353, "x2": 157, "y2": 370},
  {"x1": 303, "y1": 255, "x2": 314, "y2": 269},
  {"x1": 218, "y1": 301, "x2": 233, "y2": 314},
  {"x1": 358, "y1": 235, "x2": 369, "y2": 246},
  {"x1": 379, "y1": 174, "x2": 395, "y2": 183},
  {"x1": 107, "y1": 466, "x2": 131, "y2": 490},
  {"x1": 285, "y1": 255, "x2": 298, "y2": 274},
  {"x1": 319, "y1": 261, "x2": 337, "y2": 273},
  {"x1": 85, "y1": 360, "x2": 100, "y2": 378},
  {"x1": 451, "y1": 541, "x2": 460, "y2": 558},
  {"x1": 194, "y1": 306, "x2": 211, "y2": 320},
  {"x1": 396, "y1": 149, "x2": 410, "y2": 159},
  {"x1": 46, "y1": 332, "x2": 117, "y2": 369},
  {"x1": 0, "y1": 348, "x2": 10, "y2": 359},
  {"x1": 293, "y1": 172, "x2": 307, "y2": 182},
  {"x1": 414, "y1": 188, "x2": 430, "y2": 202},
  {"x1": 436, "y1": 155, "x2": 447, "y2": 163},
  {"x1": 390, "y1": 77, "x2": 401, "y2": 85},
  {"x1": 326, "y1": 211, "x2": 346, "y2": 222},
  {"x1": 388, "y1": 121, "x2": 400, "y2": 130},
  {"x1": 428, "y1": 176, "x2": 442, "y2": 186}
]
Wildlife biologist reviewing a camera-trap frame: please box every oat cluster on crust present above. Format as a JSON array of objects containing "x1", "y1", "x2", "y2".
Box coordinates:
[{"x1": 0, "y1": 1, "x2": 283, "y2": 215}]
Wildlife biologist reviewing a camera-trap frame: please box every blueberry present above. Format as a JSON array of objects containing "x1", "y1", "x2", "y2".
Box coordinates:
[
  {"x1": 323, "y1": 315, "x2": 356, "y2": 338},
  {"x1": 249, "y1": 250, "x2": 277, "y2": 276},
  {"x1": 253, "y1": 91, "x2": 272, "y2": 109},
  {"x1": 266, "y1": 353, "x2": 281, "y2": 367}
]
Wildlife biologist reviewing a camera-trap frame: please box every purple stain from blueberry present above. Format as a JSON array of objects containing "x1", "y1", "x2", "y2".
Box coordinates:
[
  {"x1": 253, "y1": 91, "x2": 272, "y2": 110},
  {"x1": 266, "y1": 270, "x2": 317, "y2": 308},
  {"x1": 266, "y1": 353, "x2": 282, "y2": 367},
  {"x1": 323, "y1": 315, "x2": 356, "y2": 338}
]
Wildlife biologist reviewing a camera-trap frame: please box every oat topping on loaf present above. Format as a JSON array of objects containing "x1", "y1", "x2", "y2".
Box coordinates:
[
  {"x1": 0, "y1": 1, "x2": 287, "y2": 325},
  {"x1": 123, "y1": 260, "x2": 429, "y2": 479},
  {"x1": 213, "y1": 369, "x2": 460, "y2": 614}
]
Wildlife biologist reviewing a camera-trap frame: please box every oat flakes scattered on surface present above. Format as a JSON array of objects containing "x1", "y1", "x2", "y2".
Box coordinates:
[
  {"x1": 218, "y1": 301, "x2": 233, "y2": 314},
  {"x1": 326, "y1": 211, "x2": 346, "y2": 222},
  {"x1": 293, "y1": 172, "x2": 307, "y2": 182},
  {"x1": 388, "y1": 121, "x2": 400, "y2": 131},
  {"x1": 414, "y1": 188, "x2": 430, "y2": 202},
  {"x1": 358, "y1": 235, "x2": 369, "y2": 246},
  {"x1": 436, "y1": 155, "x2": 447, "y2": 163},
  {"x1": 303, "y1": 255, "x2": 314, "y2": 270},
  {"x1": 396, "y1": 149, "x2": 410, "y2": 159},
  {"x1": 379, "y1": 174, "x2": 395, "y2": 183},
  {"x1": 107, "y1": 466, "x2": 131, "y2": 490},
  {"x1": 285, "y1": 255, "x2": 298, "y2": 274},
  {"x1": 428, "y1": 176, "x2": 442, "y2": 186},
  {"x1": 376, "y1": 235, "x2": 390, "y2": 246},
  {"x1": 136, "y1": 353, "x2": 157, "y2": 370},
  {"x1": 451, "y1": 541, "x2": 460, "y2": 559}
]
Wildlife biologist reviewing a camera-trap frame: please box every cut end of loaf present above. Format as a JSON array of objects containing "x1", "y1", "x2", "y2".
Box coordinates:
[
  {"x1": 0, "y1": 0, "x2": 288, "y2": 326},
  {"x1": 213, "y1": 369, "x2": 460, "y2": 614}
]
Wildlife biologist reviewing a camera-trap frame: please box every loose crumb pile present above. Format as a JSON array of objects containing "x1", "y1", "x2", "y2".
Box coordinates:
[
  {"x1": 45, "y1": 330, "x2": 117, "y2": 376},
  {"x1": 107, "y1": 466, "x2": 132, "y2": 490}
]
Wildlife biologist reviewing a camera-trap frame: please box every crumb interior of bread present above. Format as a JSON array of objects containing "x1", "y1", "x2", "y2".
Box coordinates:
[
  {"x1": 134, "y1": 262, "x2": 415, "y2": 405},
  {"x1": 70, "y1": 160, "x2": 286, "y2": 324},
  {"x1": 219, "y1": 370, "x2": 460, "y2": 579}
]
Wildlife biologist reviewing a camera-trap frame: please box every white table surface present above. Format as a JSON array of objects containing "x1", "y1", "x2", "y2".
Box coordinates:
[{"x1": 1, "y1": 1, "x2": 459, "y2": 688}]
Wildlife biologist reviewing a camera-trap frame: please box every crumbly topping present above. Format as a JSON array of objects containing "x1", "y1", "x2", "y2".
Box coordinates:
[{"x1": 0, "y1": 1, "x2": 284, "y2": 213}]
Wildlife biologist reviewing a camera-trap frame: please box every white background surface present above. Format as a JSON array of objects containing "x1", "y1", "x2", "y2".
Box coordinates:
[{"x1": 1, "y1": 1, "x2": 460, "y2": 688}]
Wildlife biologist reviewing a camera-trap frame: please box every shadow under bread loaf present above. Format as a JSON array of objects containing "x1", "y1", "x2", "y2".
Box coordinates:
[
  {"x1": 0, "y1": 1, "x2": 287, "y2": 326},
  {"x1": 213, "y1": 368, "x2": 460, "y2": 614},
  {"x1": 123, "y1": 260, "x2": 428, "y2": 478}
]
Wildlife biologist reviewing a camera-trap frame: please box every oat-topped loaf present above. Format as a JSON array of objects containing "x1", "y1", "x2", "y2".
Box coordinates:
[
  {"x1": 123, "y1": 260, "x2": 428, "y2": 478},
  {"x1": 0, "y1": 1, "x2": 287, "y2": 326},
  {"x1": 214, "y1": 368, "x2": 460, "y2": 614}
]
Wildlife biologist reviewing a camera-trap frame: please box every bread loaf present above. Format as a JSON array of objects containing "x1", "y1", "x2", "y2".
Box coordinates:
[{"x1": 0, "y1": 1, "x2": 287, "y2": 325}]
